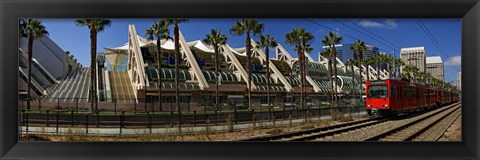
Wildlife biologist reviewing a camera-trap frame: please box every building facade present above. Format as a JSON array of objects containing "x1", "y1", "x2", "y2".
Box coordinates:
[
  {"x1": 20, "y1": 36, "x2": 80, "y2": 79},
  {"x1": 426, "y1": 56, "x2": 444, "y2": 81},
  {"x1": 400, "y1": 46, "x2": 426, "y2": 73},
  {"x1": 322, "y1": 43, "x2": 379, "y2": 63}
]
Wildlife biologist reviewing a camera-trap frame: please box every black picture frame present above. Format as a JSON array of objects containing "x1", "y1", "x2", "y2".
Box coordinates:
[{"x1": 1, "y1": 0, "x2": 478, "y2": 160}]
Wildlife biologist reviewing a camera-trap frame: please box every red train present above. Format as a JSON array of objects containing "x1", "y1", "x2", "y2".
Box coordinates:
[{"x1": 366, "y1": 79, "x2": 459, "y2": 116}]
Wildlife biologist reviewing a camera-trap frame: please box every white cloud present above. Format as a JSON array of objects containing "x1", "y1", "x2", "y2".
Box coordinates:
[
  {"x1": 384, "y1": 19, "x2": 397, "y2": 29},
  {"x1": 358, "y1": 19, "x2": 384, "y2": 28},
  {"x1": 358, "y1": 19, "x2": 397, "y2": 29},
  {"x1": 334, "y1": 27, "x2": 341, "y2": 34},
  {"x1": 445, "y1": 55, "x2": 461, "y2": 66}
]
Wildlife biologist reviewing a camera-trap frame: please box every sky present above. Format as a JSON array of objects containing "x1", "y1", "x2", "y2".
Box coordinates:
[{"x1": 39, "y1": 18, "x2": 461, "y2": 84}]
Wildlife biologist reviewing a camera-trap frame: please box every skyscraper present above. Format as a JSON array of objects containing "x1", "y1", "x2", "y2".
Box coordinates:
[
  {"x1": 400, "y1": 46, "x2": 426, "y2": 73},
  {"x1": 321, "y1": 43, "x2": 379, "y2": 63},
  {"x1": 426, "y1": 56, "x2": 444, "y2": 81}
]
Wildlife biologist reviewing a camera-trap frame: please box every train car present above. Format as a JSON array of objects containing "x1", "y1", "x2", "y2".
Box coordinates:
[
  {"x1": 366, "y1": 79, "x2": 460, "y2": 116},
  {"x1": 426, "y1": 88, "x2": 437, "y2": 108},
  {"x1": 366, "y1": 79, "x2": 428, "y2": 116},
  {"x1": 435, "y1": 89, "x2": 444, "y2": 106}
]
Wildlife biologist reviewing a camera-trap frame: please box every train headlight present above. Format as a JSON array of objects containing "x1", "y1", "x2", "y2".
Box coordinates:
[
  {"x1": 382, "y1": 104, "x2": 388, "y2": 108},
  {"x1": 367, "y1": 105, "x2": 372, "y2": 108}
]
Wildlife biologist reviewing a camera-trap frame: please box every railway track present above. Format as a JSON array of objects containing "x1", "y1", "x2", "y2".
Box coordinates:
[
  {"x1": 240, "y1": 117, "x2": 388, "y2": 141},
  {"x1": 412, "y1": 109, "x2": 461, "y2": 141},
  {"x1": 374, "y1": 104, "x2": 461, "y2": 141},
  {"x1": 241, "y1": 102, "x2": 460, "y2": 141},
  {"x1": 315, "y1": 102, "x2": 460, "y2": 141}
]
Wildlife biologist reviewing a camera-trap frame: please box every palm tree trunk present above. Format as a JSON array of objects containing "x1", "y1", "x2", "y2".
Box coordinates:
[
  {"x1": 376, "y1": 62, "x2": 380, "y2": 80},
  {"x1": 332, "y1": 46, "x2": 338, "y2": 109},
  {"x1": 215, "y1": 45, "x2": 219, "y2": 111},
  {"x1": 387, "y1": 62, "x2": 391, "y2": 78},
  {"x1": 266, "y1": 47, "x2": 270, "y2": 110},
  {"x1": 246, "y1": 32, "x2": 252, "y2": 111},
  {"x1": 90, "y1": 28, "x2": 97, "y2": 112},
  {"x1": 366, "y1": 64, "x2": 370, "y2": 82},
  {"x1": 27, "y1": 34, "x2": 33, "y2": 110},
  {"x1": 297, "y1": 43, "x2": 304, "y2": 110},
  {"x1": 398, "y1": 64, "x2": 402, "y2": 77},
  {"x1": 328, "y1": 58, "x2": 333, "y2": 108},
  {"x1": 157, "y1": 39, "x2": 163, "y2": 112},
  {"x1": 174, "y1": 24, "x2": 180, "y2": 113},
  {"x1": 351, "y1": 65, "x2": 354, "y2": 118},
  {"x1": 302, "y1": 49, "x2": 306, "y2": 109},
  {"x1": 357, "y1": 53, "x2": 362, "y2": 106}
]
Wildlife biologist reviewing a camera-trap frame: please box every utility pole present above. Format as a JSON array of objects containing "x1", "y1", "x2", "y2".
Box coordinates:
[{"x1": 392, "y1": 50, "x2": 396, "y2": 78}]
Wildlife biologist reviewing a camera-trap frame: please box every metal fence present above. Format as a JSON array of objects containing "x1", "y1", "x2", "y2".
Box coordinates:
[
  {"x1": 19, "y1": 95, "x2": 364, "y2": 114},
  {"x1": 18, "y1": 105, "x2": 367, "y2": 136}
]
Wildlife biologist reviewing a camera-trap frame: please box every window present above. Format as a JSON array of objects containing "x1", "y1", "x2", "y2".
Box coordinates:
[
  {"x1": 368, "y1": 85, "x2": 388, "y2": 98},
  {"x1": 390, "y1": 85, "x2": 396, "y2": 98},
  {"x1": 403, "y1": 87, "x2": 417, "y2": 98}
]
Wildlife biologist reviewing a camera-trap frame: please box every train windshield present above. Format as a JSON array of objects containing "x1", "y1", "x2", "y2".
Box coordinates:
[{"x1": 368, "y1": 85, "x2": 388, "y2": 98}]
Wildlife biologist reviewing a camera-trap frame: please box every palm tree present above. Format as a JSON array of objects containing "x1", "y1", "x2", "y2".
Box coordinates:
[
  {"x1": 20, "y1": 19, "x2": 49, "y2": 110},
  {"x1": 395, "y1": 58, "x2": 405, "y2": 78},
  {"x1": 320, "y1": 48, "x2": 333, "y2": 106},
  {"x1": 75, "y1": 19, "x2": 111, "y2": 112},
  {"x1": 371, "y1": 53, "x2": 384, "y2": 80},
  {"x1": 383, "y1": 55, "x2": 393, "y2": 78},
  {"x1": 403, "y1": 65, "x2": 419, "y2": 82},
  {"x1": 203, "y1": 29, "x2": 228, "y2": 111},
  {"x1": 230, "y1": 19, "x2": 264, "y2": 110},
  {"x1": 286, "y1": 28, "x2": 313, "y2": 109},
  {"x1": 362, "y1": 57, "x2": 375, "y2": 82},
  {"x1": 300, "y1": 31, "x2": 314, "y2": 109},
  {"x1": 350, "y1": 40, "x2": 367, "y2": 99},
  {"x1": 321, "y1": 37, "x2": 335, "y2": 106},
  {"x1": 417, "y1": 71, "x2": 430, "y2": 84},
  {"x1": 146, "y1": 19, "x2": 170, "y2": 112},
  {"x1": 345, "y1": 59, "x2": 356, "y2": 118},
  {"x1": 326, "y1": 32, "x2": 343, "y2": 106},
  {"x1": 257, "y1": 34, "x2": 277, "y2": 109},
  {"x1": 165, "y1": 19, "x2": 188, "y2": 113}
]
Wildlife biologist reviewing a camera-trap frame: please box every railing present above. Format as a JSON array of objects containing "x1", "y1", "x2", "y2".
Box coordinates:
[
  {"x1": 19, "y1": 94, "x2": 363, "y2": 114},
  {"x1": 18, "y1": 95, "x2": 367, "y2": 136},
  {"x1": 18, "y1": 104, "x2": 366, "y2": 136}
]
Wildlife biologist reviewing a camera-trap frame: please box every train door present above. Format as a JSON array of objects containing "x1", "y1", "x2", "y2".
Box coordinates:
[
  {"x1": 413, "y1": 87, "x2": 422, "y2": 109},
  {"x1": 390, "y1": 85, "x2": 398, "y2": 113},
  {"x1": 398, "y1": 85, "x2": 403, "y2": 112},
  {"x1": 426, "y1": 89, "x2": 430, "y2": 108}
]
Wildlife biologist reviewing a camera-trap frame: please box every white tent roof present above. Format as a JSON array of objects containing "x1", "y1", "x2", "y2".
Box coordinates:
[
  {"x1": 226, "y1": 44, "x2": 247, "y2": 56},
  {"x1": 107, "y1": 35, "x2": 222, "y2": 53},
  {"x1": 187, "y1": 40, "x2": 215, "y2": 53}
]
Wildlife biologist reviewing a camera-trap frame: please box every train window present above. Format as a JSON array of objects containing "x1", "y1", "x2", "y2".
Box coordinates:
[
  {"x1": 368, "y1": 85, "x2": 388, "y2": 98},
  {"x1": 390, "y1": 85, "x2": 396, "y2": 98},
  {"x1": 417, "y1": 89, "x2": 420, "y2": 100},
  {"x1": 403, "y1": 87, "x2": 417, "y2": 98}
]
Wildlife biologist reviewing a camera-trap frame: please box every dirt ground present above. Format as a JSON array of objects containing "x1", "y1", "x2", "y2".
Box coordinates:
[
  {"x1": 438, "y1": 115, "x2": 462, "y2": 141},
  {"x1": 24, "y1": 116, "x2": 369, "y2": 141}
]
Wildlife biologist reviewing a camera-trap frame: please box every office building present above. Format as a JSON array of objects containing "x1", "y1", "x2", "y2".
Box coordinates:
[{"x1": 426, "y1": 56, "x2": 444, "y2": 81}]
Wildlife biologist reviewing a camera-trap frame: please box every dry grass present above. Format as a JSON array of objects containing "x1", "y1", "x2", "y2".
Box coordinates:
[
  {"x1": 27, "y1": 115, "x2": 369, "y2": 142},
  {"x1": 438, "y1": 116, "x2": 462, "y2": 141}
]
